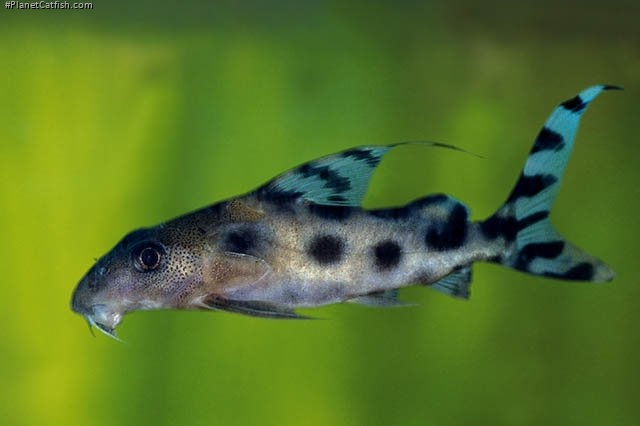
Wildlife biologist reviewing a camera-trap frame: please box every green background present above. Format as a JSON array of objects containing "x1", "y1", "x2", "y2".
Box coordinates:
[{"x1": 1, "y1": 1, "x2": 638, "y2": 425}]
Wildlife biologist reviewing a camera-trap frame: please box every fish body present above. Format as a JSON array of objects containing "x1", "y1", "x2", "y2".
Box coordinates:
[{"x1": 71, "y1": 85, "x2": 618, "y2": 339}]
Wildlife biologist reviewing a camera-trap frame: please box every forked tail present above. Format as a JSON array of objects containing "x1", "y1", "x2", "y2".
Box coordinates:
[{"x1": 482, "y1": 85, "x2": 619, "y2": 282}]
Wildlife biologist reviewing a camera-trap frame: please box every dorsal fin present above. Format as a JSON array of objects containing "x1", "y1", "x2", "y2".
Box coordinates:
[{"x1": 254, "y1": 142, "x2": 468, "y2": 207}]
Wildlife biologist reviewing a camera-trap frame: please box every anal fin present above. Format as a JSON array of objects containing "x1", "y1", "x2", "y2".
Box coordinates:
[{"x1": 427, "y1": 267, "x2": 472, "y2": 299}]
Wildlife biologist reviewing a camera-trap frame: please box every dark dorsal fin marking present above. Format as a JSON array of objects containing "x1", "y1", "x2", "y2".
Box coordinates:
[{"x1": 254, "y1": 142, "x2": 470, "y2": 207}]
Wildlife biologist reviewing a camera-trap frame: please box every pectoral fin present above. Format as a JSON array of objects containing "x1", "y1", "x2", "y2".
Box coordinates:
[
  {"x1": 201, "y1": 252, "x2": 311, "y2": 318},
  {"x1": 205, "y1": 251, "x2": 272, "y2": 289},
  {"x1": 201, "y1": 296, "x2": 311, "y2": 319}
]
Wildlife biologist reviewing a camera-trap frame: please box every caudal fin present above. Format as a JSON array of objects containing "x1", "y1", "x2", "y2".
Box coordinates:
[{"x1": 482, "y1": 85, "x2": 619, "y2": 282}]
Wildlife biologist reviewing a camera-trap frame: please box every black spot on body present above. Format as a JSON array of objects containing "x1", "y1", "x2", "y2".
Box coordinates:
[
  {"x1": 561, "y1": 95, "x2": 587, "y2": 113},
  {"x1": 223, "y1": 228, "x2": 258, "y2": 255},
  {"x1": 308, "y1": 234, "x2": 344, "y2": 265},
  {"x1": 308, "y1": 204, "x2": 353, "y2": 221},
  {"x1": 544, "y1": 262, "x2": 594, "y2": 281},
  {"x1": 506, "y1": 173, "x2": 557, "y2": 203},
  {"x1": 514, "y1": 241, "x2": 565, "y2": 271},
  {"x1": 373, "y1": 240, "x2": 402, "y2": 270},
  {"x1": 531, "y1": 128, "x2": 565, "y2": 153},
  {"x1": 424, "y1": 203, "x2": 468, "y2": 251}
]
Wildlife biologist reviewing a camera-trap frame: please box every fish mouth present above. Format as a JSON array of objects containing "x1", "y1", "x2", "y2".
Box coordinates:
[
  {"x1": 84, "y1": 305, "x2": 124, "y2": 342},
  {"x1": 85, "y1": 316, "x2": 124, "y2": 342}
]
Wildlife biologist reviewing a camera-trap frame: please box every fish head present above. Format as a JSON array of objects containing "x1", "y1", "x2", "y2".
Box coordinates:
[{"x1": 71, "y1": 225, "x2": 206, "y2": 339}]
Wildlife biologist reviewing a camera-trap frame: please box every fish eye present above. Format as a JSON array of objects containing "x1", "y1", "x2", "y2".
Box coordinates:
[{"x1": 132, "y1": 242, "x2": 165, "y2": 272}]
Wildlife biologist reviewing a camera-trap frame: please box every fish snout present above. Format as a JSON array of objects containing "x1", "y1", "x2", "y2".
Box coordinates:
[
  {"x1": 71, "y1": 273, "x2": 123, "y2": 337},
  {"x1": 71, "y1": 264, "x2": 111, "y2": 315},
  {"x1": 71, "y1": 280, "x2": 123, "y2": 340},
  {"x1": 71, "y1": 275, "x2": 93, "y2": 315}
]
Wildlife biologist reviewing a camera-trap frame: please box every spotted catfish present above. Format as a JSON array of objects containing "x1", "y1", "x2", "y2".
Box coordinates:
[{"x1": 71, "y1": 85, "x2": 618, "y2": 339}]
